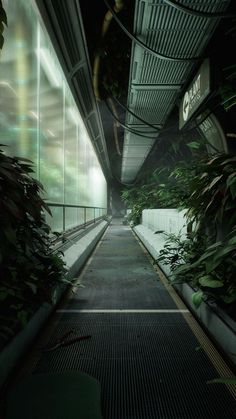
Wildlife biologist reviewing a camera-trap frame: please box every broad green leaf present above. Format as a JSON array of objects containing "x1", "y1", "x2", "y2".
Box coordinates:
[
  {"x1": 226, "y1": 172, "x2": 236, "y2": 188},
  {"x1": 205, "y1": 190, "x2": 221, "y2": 214},
  {"x1": 15, "y1": 156, "x2": 33, "y2": 163},
  {"x1": 26, "y1": 282, "x2": 37, "y2": 294},
  {"x1": 187, "y1": 142, "x2": 201, "y2": 150},
  {"x1": 199, "y1": 276, "x2": 224, "y2": 288},
  {"x1": 228, "y1": 235, "x2": 236, "y2": 246},
  {"x1": 0, "y1": 7, "x2": 7, "y2": 25},
  {"x1": 208, "y1": 175, "x2": 223, "y2": 190},
  {"x1": 230, "y1": 182, "x2": 236, "y2": 199},
  {"x1": 205, "y1": 259, "x2": 222, "y2": 274},
  {"x1": 191, "y1": 248, "x2": 220, "y2": 268},
  {"x1": 207, "y1": 377, "x2": 236, "y2": 385},
  {"x1": 192, "y1": 291, "x2": 203, "y2": 308},
  {"x1": 173, "y1": 263, "x2": 191, "y2": 275},
  {"x1": 221, "y1": 293, "x2": 236, "y2": 304},
  {"x1": 213, "y1": 245, "x2": 236, "y2": 260},
  {"x1": 205, "y1": 242, "x2": 223, "y2": 251},
  {"x1": 220, "y1": 157, "x2": 236, "y2": 165},
  {"x1": 206, "y1": 156, "x2": 223, "y2": 166}
]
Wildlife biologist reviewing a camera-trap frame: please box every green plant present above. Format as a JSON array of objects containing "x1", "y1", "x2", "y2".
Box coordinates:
[
  {"x1": 185, "y1": 154, "x2": 236, "y2": 230},
  {"x1": 0, "y1": 146, "x2": 67, "y2": 348},
  {"x1": 185, "y1": 229, "x2": 236, "y2": 306},
  {"x1": 157, "y1": 230, "x2": 207, "y2": 273},
  {"x1": 121, "y1": 184, "x2": 160, "y2": 225},
  {"x1": 157, "y1": 228, "x2": 236, "y2": 311},
  {"x1": 121, "y1": 159, "x2": 199, "y2": 224}
]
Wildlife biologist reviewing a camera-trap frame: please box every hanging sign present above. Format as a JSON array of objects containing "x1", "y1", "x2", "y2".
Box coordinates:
[{"x1": 179, "y1": 58, "x2": 210, "y2": 129}]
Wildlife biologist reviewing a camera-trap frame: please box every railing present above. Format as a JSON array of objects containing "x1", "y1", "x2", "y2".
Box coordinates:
[{"x1": 45, "y1": 202, "x2": 107, "y2": 237}]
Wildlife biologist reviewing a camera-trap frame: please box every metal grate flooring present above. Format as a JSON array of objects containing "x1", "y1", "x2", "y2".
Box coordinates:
[{"x1": 31, "y1": 220, "x2": 236, "y2": 418}]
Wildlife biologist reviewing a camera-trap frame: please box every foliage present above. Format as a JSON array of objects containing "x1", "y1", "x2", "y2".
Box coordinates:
[
  {"x1": 0, "y1": 146, "x2": 67, "y2": 348},
  {"x1": 0, "y1": 0, "x2": 7, "y2": 50},
  {"x1": 121, "y1": 158, "x2": 199, "y2": 224},
  {"x1": 185, "y1": 154, "x2": 236, "y2": 229},
  {"x1": 97, "y1": 5, "x2": 134, "y2": 99},
  {"x1": 156, "y1": 160, "x2": 198, "y2": 209},
  {"x1": 100, "y1": 28, "x2": 132, "y2": 98},
  {"x1": 121, "y1": 183, "x2": 160, "y2": 225},
  {"x1": 157, "y1": 229, "x2": 207, "y2": 273},
  {"x1": 150, "y1": 152, "x2": 236, "y2": 311},
  {"x1": 156, "y1": 227, "x2": 236, "y2": 310},
  {"x1": 122, "y1": 133, "x2": 236, "y2": 309}
]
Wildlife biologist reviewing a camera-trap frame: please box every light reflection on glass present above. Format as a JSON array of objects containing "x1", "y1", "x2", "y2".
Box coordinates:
[{"x1": 0, "y1": 0, "x2": 107, "y2": 232}]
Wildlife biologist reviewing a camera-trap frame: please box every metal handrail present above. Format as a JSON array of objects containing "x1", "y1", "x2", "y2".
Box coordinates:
[
  {"x1": 46, "y1": 202, "x2": 107, "y2": 210},
  {"x1": 46, "y1": 202, "x2": 107, "y2": 234}
]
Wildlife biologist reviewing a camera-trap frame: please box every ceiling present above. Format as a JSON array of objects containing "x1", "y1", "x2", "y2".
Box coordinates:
[{"x1": 36, "y1": 0, "x2": 235, "y2": 186}]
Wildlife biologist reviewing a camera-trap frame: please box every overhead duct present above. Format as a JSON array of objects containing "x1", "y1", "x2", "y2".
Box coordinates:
[{"x1": 121, "y1": 0, "x2": 232, "y2": 183}]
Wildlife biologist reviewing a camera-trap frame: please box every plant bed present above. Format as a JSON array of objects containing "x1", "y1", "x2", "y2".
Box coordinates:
[
  {"x1": 0, "y1": 219, "x2": 108, "y2": 390},
  {"x1": 134, "y1": 225, "x2": 236, "y2": 369},
  {"x1": 0, "y1": 147, "x2": 68, "y2": 351},
  {"x1": 173, "y1": 281, "x2": 236, "y2": 370}
]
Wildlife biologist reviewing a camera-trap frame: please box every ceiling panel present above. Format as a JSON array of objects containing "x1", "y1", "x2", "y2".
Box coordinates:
[{"x1": 121, "y1": 0, "x2": 232, "y2": 183}]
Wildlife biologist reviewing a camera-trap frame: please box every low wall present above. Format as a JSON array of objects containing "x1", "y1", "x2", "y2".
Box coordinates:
[
  {"x1": 142, "y1": 208, "x2": 187, "y2": 238},
  {"x1": 0, "y1": 220, "x2": 108, "y2": 389},
  {"x1": 134, "y1": 209, "x2": 236, "y2": 369}
]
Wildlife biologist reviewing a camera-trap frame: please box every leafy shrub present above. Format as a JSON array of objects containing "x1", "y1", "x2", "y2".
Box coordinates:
[
  {"x1": 185, "y1": 154, "x2": 236, "y2": 229},
  {"x1": 156, "y1": 228, "x2": 236, "y2": 312},
  {"x1": 0, "y1": 146, "x2": 67, "y2": 348}
]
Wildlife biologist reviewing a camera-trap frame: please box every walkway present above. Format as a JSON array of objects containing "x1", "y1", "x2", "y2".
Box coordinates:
[{"x1": 21, "y1": 220, "x2": 236, "y2": 418}]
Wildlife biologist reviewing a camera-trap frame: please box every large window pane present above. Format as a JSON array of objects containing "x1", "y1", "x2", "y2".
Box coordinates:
[
  {"x1": 38, "y1": 24, "x2": 64, "y2": 203},
  {"x1": 0, "y1": 0, "x2": 38, "y2": 164},
  {"x1": 0, "y1": 0, "x2": 107, "y2": 233}
]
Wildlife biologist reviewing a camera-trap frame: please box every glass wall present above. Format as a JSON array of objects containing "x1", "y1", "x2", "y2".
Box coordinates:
[{"x1": 0, "y1": 0, "x2": 107, "y2": 231}]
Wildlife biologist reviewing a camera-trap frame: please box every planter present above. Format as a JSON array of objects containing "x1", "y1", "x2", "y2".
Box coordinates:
[
  {"x1": 134, "y1": 223, "x2": 236, "y2": 369},
  {"x1": 0, "y1": 220, "x2": 108, "y2": 389},
  {"x1": 173, "y1": 281, "x2": 236, "y2": 368}
]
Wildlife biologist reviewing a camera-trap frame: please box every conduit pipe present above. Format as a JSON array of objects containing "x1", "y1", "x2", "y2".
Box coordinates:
[{"x1": 93, "y1": 0, "x2": 124, "y2": 101}]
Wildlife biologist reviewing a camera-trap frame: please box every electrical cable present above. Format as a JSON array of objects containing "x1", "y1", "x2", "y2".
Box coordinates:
[
  {"x1": 104, "y1": 99, "x2": 158, "y2": 139},
  {"x1": 111, "y1": 95, "x2": 161, "y2": 133},
  {"x1": 107, "y1": 98, "x2": 122, "y2": 156},
  {"x1": 103, "y1": 0, "x2": 201, "y2": 62},
  {"x1": 162, "y1": 0, "x2": 236, "y2": 19}
]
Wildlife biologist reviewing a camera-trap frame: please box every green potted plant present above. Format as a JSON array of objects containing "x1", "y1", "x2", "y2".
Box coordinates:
[{"x1": 0, "y1": 146, "x2": 67, "y2": 350}]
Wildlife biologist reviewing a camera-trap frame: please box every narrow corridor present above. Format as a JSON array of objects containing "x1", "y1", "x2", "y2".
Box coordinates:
[{"x1": 19, "y1": 219, "x2": 236, "y2": 418}]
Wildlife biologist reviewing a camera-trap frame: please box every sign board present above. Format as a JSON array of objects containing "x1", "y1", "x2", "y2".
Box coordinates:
[{"x1": 179, "y1": 58, "x2": 210, "y2": 129}]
